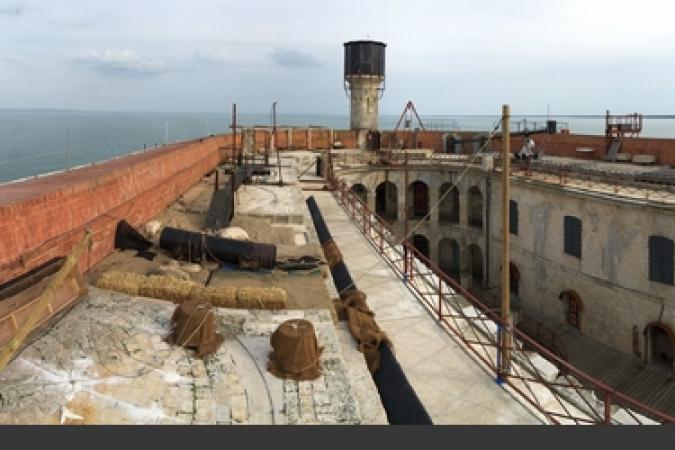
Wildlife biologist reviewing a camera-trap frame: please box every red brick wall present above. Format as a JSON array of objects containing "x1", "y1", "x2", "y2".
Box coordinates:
[
  {"x1": 0, "y1": 135, "x2": 227, "y2": 284},
  {"x1": 334, "y1": 130, "x2": 358, "y2": 148},
  {"x1": 491, "y1": 133, "x2": 675, "y2": 165}
]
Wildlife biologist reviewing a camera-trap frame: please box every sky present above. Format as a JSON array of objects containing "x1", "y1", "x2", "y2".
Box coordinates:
[{"x1": 1, "y1": 0, "x2": 675, "y2": 115}]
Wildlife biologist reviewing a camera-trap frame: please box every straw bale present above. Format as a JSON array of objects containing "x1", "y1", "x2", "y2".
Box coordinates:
[
  {"x1": 192, "y1": 286, "x2": 237, "y2": 308},
  {"x1": 139, "y1": 275, "x2": 196, "y2": 304},
  {"x1": 236, "y1": 287, "x2": 288, "y2": 309},
  {"x1": 95, "y1": 270, "x2": 146, "y2": 296}
]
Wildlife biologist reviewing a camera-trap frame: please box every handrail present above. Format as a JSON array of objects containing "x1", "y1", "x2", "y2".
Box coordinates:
[{"x1": 330, "y1": 177, "x2": 675, "y2": 425}]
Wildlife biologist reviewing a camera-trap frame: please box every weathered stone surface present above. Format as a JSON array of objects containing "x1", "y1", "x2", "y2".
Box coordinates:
[{"x1": 0, "y1": 288, "x2": 364, "y2": 425}]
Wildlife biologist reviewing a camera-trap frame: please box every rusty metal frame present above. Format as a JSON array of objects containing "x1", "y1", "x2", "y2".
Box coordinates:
[{"x1": 329, "y1": 177, "x2": 675, "y2": 425}]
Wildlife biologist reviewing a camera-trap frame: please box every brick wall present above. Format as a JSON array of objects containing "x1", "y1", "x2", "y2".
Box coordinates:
[
  {"x1": 491, "y1": 133, "x2": 675, "y2": 165},
  {"x1": 0, "y1": 135, "x2": 228, "y2": 284}
]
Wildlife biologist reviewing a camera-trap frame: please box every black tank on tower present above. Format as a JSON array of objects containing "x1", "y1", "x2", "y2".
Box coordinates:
[{"x1": 343, "y1": 40, "x2": 386, "y2": 149}]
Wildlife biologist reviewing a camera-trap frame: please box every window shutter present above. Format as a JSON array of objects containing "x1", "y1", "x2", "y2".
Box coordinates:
[
  {"x1": 509, "y1": 200, "x2": 518, "y2": 235},
  {"x1": 649, "y1": 236, "x2": 674, "y2": 285},
  {"x1": 564, "y1": 216, "x2": 582, "y2": 258}
]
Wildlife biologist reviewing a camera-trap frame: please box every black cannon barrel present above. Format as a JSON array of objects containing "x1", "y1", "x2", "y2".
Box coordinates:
[
  {"x1": 159, "y1": 227, "x2": 276, "y2": 269},
  {"x1": 305, "y1": 196, "x2": 331, "y2": 244},
  {"x1": 374, "y1": 343, "x2": 433, "y2": 424},
  {"x1": 305, "y1": 195, "x2": 432, "y2": 424},
  {"x1": 330, "y1": 261, "x2": 355, "y2": 294}
]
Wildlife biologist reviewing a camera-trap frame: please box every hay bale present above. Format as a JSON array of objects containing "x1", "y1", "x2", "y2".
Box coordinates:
[
  {"x1": 236, "y1": 287, "x2": 288, "y2": 309},
  {"x1": 95, "y1": 270, "x2": 146, "y2": 296},
  {"x1": 192, "y1": 286, "x2": 237, "y2": 308},
  {"x1": 139, "y1": 275, "x2": 196, "y2": 304},
  {"x1": 147, "y1": 266, "x2": 192, "y2": 281}
]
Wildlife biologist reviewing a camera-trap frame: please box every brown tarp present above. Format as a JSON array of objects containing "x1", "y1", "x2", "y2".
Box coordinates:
[
  {"x1": 167, "y1": 300, "x2": 223, "y2": 357},
  {"x1": 268, "y1": 319, "x2": 322, "y2": 381},
  {"x1": 337, "y1": 289, "x2": 390, "y2": 374},
  {"x1": 321, "y1": 239, "x2": 342, "y2": 269}
]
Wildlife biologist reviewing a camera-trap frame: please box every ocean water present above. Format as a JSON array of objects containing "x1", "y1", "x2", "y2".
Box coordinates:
[{"x1": 1, "y1": 109, "x2": 674, "y2": 184}]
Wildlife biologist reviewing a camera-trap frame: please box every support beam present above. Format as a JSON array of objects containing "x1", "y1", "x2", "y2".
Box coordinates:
[{"x1": 499, "y1": 104, "x2": 512, "y2": 379}]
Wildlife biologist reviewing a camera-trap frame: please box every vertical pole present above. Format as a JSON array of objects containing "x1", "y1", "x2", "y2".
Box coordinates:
[
  {"x1": 274, "y1": 101, "x2": 282, "y2": 186},
  {"x1": 232, "y1": 103, "x2": 238, "y2": 166},
  {"x1": 404, "y1": 144, "x2": 410, "y2": 277},
  {"x1": 500, "y1": 104, "x2": 512, "y2": 379}
]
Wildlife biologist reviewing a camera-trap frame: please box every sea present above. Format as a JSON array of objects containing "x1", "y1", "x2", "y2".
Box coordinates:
[{"x1": 1, "y1": 109, "x2": 675, "y2": 184}]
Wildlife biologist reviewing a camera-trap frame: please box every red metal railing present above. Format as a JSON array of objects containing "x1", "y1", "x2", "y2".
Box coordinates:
[{"x1": 330, "y1": 178, "x2": 675, "y2": 425}]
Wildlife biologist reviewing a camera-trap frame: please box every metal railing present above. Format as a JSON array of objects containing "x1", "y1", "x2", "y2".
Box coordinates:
[{"x1": 330, "y1": 178, "x2": 675, "y2": 425}]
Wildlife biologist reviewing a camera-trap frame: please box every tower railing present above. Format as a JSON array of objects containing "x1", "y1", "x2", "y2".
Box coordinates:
[{"x1": 329, "y1": 177, "x2": 675, "y2": 425}]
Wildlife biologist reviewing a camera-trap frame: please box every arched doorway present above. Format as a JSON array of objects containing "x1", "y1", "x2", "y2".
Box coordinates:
[
  {"x1": 408, "y1": 181, "x2": 429, "y2": 220},
  {"x1": 509, "y1": 262, "x2": 520, "y2": 296},
  {"x1": 375, "y1": 181, "x2": 397, "y2": 222},
  {"x1": 351, "y1": 183, "x2": 367, "y2": 205},
  {"x1": 645, "y1": 323, "x2": 674, "y2": 368},
  {"x1": 412, "y1": 234, "x2": 430, "y2": 259},
  {"x1": 439, "y1": 238, "x2": 460, "y2": 280},
  {"x1": 559, "y1": 290, "x2": 582, "y2": 330},
  {"x1": 468, "y1": 186, "x2": 483, "y2": 229},
  {"x1": 468, "y1": 244, "x2": 483, "y2": 288},
  {"x1": 439, "y1": 182, "x2": 459, "y2": 224}
]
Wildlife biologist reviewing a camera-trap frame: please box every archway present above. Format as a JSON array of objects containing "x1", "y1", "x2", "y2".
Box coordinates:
[
  {"x1": 439, "y1": 238, "x2": 460, "y2": 280},
  {"x1": 351, "y1": 183, "x2": 368, "y2": 205},
  {"x1": 408, "y1": 181, "x2": 429, "y2": 220},
  {"x1": 412, "y1": 234, "x2": 430, "y2": 259},
  {"x1": 468, "y1": 244, "x2": 483, "y2": 288},
  {"x1": 468, "y1": 186, "x2": 483, "y2": 229},
  {"x1": 375, "y1": 181, "x2": 397, "y2": 222},
  {"x1": 645, "y1": 323, "x2": 674, "y2": 368},
  {"x1": 559, "y1": 290, "x2": 582, "y2": 330},
  {"x1": 439, "y1": 182, "x2": 459, "y2": 224}
]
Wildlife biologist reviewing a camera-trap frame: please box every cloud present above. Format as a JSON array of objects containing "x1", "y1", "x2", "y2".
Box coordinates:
[
  {"x1": 269, "y1": 48, "x2": 320, "y2": 69},
  {"x1": 76, "y1": 50, "x2": 167, "y2": 76},
  {"x1": 50, "y1": 19, "x2": 90, "y2": 30},
  {"x1": 0, "y1": 5, "x2": 23, "y2": 16},
  {"x1": 194, "y1": 51, "x2": 227, "y2": 66}
]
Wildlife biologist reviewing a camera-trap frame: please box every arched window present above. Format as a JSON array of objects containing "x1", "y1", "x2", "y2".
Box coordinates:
[
  {"x1": 408, "y1": 181, "x2": 429, "y2": 220},
  {"x1": 412, "y1": 234, "x2": 430, "y2": 259},
  {"x1": 560, "y1": 290, "x2": 582, "y2": 330},
  {"x1": 439, "y1": 182, "x2": 459, "y2": 224},
  {"x1": 438, "y1": 238, "x2": 460, "y2": 280},
  {"x1": 648, "y1": 235, "x2": 674, "y2": 285},
  {"x1": 645, "y1": 323, "x2": 674, "y2": 368},
  {"x1": 351, "y1": 183, "x2": 368, "y2": 205},
  {"x1": 468, "y1": 186, "x2": 483, "y2": 229},
  {"x1": 468, "y1": 244, "x2": 483, "y2": 288},
  {"x1": 375, "y1": 181, "x2": 397, "y2": 222}
]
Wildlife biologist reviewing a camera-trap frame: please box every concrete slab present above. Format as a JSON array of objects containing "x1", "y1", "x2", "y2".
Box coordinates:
[
  {"x1": 309, "y1": 191, "x2": 541, "y2": 424},
  {"x1": 0, "y1": 288, "x2": 365, "y2": 425}
]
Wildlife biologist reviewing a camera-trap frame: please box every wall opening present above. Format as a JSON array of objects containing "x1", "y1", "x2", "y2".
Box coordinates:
[
  {"x1": 560, "y1": 290, "x2": 582, "y2": 330},
  {"x1": 375, "y1": 181, "x2": 398, "y2": 222},
  {"x1": 351, "y1": 183, "x2": 368, "y2": 205},
  {"x1": 468, "y1": 186, "x2": 483, "y2": 229},
  {"x1": 509, "y1": 262, "x2": 520, "y2": 296},
  {"x1": 408, "y1": 181, "x2": 429, "y2": 220},
  {"x1": 412, "y1": 234, "x2": 430, "y2": 259},
  {"x1": 438, "y1": 238, "x2": 460, "y2": 280},
  {"x1": 646, "y1": 323, "x2": 674, "y2": 369},
  {"x1": 439, "y1": 182, "x2": 459, "y2": 224},
  {"x1": 648, "y1": 235, "x2": 674, "y2": 285},
  {"x1": 468, "y1": 244, "x2": 483, "y2": 288},
  {"x1": 563, "y1": 216, "x2": 582, "y2": 258}
]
